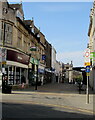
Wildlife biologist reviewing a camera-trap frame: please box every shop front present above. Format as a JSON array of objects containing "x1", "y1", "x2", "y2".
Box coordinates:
[
  {"x1": 29, "y1": 57, "x2": 39, "y2": 85},
  {"x1": 38, "y1": 67, "x2": 45, "y2": 85},
  {"x1": 5, "y1": 49, "x2": 29, "y2": 86},
  {"x1": 45, "y1": 68, "x2": 52, "y2": 83}
]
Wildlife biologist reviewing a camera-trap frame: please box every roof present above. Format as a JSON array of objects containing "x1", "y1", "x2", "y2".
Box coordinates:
[
  {"x1": 16, "y1": 17, "x2": 40, "y2": 42},
  {"x1": 24, "y1": 20, "x2": 33, "y2": 26},
  {"x1": 9, "y1": 4, "x2": 21, "y2": 10},
  {"x1": 9, "y1": 3, "x2": 24, "y2": 16}
]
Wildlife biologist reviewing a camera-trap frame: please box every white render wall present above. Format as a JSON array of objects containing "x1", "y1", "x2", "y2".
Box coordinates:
[
  {"x1": 51, "y1": 46, "x2": 56, "y2": 70},
  {"x1": 88, "y1": 1, "x2": 95, "y2": 92},
  {"x1": 55, "y1": 61, "x2": 60, "y2": 75},
  {"x1": 51, "y1": 46, "x2": 56, "y2": 83}
]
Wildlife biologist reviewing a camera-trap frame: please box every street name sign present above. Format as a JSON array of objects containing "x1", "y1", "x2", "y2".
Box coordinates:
[{"x1": 84, "y1": 48, "x2": 90, "y2": 66}]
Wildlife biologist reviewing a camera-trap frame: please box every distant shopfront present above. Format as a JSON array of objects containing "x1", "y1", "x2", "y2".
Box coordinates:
[
  {"x1": 28, "y1": 57, "x2": 39, "y2": 85},
  {"x1": 5, "y1": 49, "x2": 29, "y2": 85},
  {"x1": 38, "y1": 66, "x2": 45, "y2": 85}
]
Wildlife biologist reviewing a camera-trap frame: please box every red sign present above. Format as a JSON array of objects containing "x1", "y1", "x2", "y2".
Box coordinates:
[
  {"x1": 7, "y1": 50, "x2": 30, "y2": 65},
  {"x1": 84, "y1": 48, "x2": 90, "y2": 66}
]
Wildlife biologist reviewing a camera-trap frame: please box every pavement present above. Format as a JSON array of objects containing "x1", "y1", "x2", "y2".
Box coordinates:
[
  {"x1": 14, "y1": 82, "x2": 94, "y2": 94},
  {"x1": 10, "y1": 82, "x2": 95, "y2": 115}
]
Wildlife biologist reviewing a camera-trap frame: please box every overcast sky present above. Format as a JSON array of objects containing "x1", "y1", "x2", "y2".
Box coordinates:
[{"x1": 8, "y1": 1, "x2": 93, "y2": 67}]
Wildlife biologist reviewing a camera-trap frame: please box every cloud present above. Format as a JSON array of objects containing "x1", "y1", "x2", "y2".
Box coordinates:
[{"x1": 56, "y1": 51, "x2": 84, "y2": 67}]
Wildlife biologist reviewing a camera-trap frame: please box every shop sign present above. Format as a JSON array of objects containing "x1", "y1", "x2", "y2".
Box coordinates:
[
  {"x1": 90, "y1": 52, "x2": 95, "y2": 59},
  {"x1": 30, "y1": 46, "x2": 37, "y2": 51},
  {"x1": 38, "y1": 68, "x2": 45, "y2": 73},
  {"x1": 30, "y1": 57, "x2": 39, "y2": 65},
  {"x1": 30, "y1": 57, "x2": 34, "y2": 64},
  {"x1": 34, "y1": 59, "x2": 39, "y2": 65},
  {"x1": 7, "y1": 50, "x2": 29, "y2": 65}
]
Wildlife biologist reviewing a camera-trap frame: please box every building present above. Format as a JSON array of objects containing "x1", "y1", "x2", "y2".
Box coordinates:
[
  {"x1": 88, "y1": 1, "x2": 95, "y2": 92},
  {"x1": 38, "y1": 31, "x2": 46, "y2": 85},
  {"x1": 45, "y1": 40, "x2": 52, "y2": 83},
  {"x1": 0, "y1": 1, "x2": 47, "y2": 88},
  {"x1": 62, "y1": 61, "x2": 73, "y2": 83},
  {"x1": 51, "y1": 46, "x2": 56, "y2": 83},
  {"x1": 0, "y1": 1, "x2": 30, "y2": 86},
  {"x1": 55, "y1": 61, "x2": 62, "y2": 83},
  {"x1": 24, "y1": 20, "x2": 46, "y2": 85}
]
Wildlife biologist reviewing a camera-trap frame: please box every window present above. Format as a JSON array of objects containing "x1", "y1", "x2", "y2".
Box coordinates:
[
  {"x1": 17, "y1": 30, "x2": 22, "y2": 48},
  {"x1": 5, "y1": 23, "x2": 12, "y2": 44},
  {"x1": 24, "y1": 40, "x2": 27, "y2": 52},
  {"x1": 0, "y1": 22, "x2": 4, "y2": 43},
  {"x1": 0, "y1": 22, "x2": 12, "y2": 44}
]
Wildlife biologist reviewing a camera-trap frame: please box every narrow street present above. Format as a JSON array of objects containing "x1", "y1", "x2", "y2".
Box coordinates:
[
  {"x1": 0, "y1": 1, "x2": 95, "y2": 119},
  {"x1": 1, "y1": 83, "x2": 94, "y2": 119}
]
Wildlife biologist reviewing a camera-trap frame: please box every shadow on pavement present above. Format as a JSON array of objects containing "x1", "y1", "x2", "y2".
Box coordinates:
[
  {"x1": 13, "y1": 83, "x2": 94, "y2": 95},
  {"x1": 1, "y1": 102, "x2": 94, "y2": 119}
]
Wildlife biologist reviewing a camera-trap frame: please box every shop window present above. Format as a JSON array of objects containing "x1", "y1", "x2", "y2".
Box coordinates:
[
  {"x1": 16, "y1": 67, "x2": 20, "y2": 84},
  {"x1": 8, "y1": 66, "x2": 14, "y2": 85}
]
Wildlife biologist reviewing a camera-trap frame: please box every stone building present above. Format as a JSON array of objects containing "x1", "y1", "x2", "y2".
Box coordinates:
[
  {"x1": 51, "y1": 46, "x2": 56, "y2": 83},
  {"x1": 55, "y1": 61, "x2": 62, "y2": 83},
  {"x1": 24, "y1": 20, "x2": 46, "y2": 85},
  {"x1": 0, "y1": 1, "x2": 46, "y2": 87},
  {"x1": 0, "y1": 2, "x2": 31, "y2": 86},
  {"x1": 45, "y1": 40, "x2": 52, "y2": 83},
  {"x1": 88, "y1": 1, "x2": 95, "y2": 92},
  {"x1": 62, "y1": 61, "x2": 73, "y2": 83}
]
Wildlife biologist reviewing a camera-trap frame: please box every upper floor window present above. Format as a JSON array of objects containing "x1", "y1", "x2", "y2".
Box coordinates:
[
  {"x1": 17, "y1": 30, "x2": 22, "y2": 48},
  {"x1": 0, "y1": 22, "x2": 12, "y2": 45},
  {"x1": 5, "y1": 23, "x2": 13, "y2": 44}
]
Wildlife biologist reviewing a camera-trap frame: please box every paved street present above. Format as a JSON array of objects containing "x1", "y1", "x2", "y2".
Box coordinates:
[{"x1": 1, "y1": 83, "x2": 95, "y2": 119}]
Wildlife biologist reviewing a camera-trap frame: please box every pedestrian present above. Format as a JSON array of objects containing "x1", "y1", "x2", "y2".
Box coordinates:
[
  {"x1": 21, "y1": 82, "x2": 25, "y2": 89},
  {"x1": 21, "y1": 75, "x2": 26, "y2": 89}
]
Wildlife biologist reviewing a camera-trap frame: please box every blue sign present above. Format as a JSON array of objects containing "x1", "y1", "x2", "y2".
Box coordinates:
[
  {"x1": 38, "y1": 69, "x2": 45, "y2": 73},
  {"x1": 86, "y1": 66, "x2": 90, "y2": 73},
  {"x1": 42, "y1": 55, "x2": 46, "y2": 60}
]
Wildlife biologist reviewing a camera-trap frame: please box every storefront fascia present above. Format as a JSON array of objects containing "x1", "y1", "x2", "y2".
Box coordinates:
[
  {"x1": 5, "y1": 49, "x2": 29, "y2": 85},
  {"x1": 29, "y1": 57, "x2": 39, "y2": 82}
]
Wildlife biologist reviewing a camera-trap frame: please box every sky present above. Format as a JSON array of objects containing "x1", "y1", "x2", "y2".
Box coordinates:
[{"x1": 9, "y1": 1, "x2": 93, "y2": 67}]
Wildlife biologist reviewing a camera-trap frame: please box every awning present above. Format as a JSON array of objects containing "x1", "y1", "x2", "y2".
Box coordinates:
[{"x1": 7, "y1": 61, "x2": 28, "y2": 68}]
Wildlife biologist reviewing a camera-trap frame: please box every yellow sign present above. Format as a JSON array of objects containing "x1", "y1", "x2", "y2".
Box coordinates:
[
  {"x1": 0, "y1": 61, "x2": 6, "y2": 64},
  {"x1": 86, "y1": 73, "x2": 90, "y2": 76},
  {"x1": 84, "y1": 62, "x2": 90, "y2": 66}
]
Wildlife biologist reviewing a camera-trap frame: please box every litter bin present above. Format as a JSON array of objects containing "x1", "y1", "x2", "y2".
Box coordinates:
[
  {"x1": 2, "y1": 85, "x2": 12, "y2": 94},
  {"x1": 2, "y1": 74, "x2": 12, "y2": 94}
]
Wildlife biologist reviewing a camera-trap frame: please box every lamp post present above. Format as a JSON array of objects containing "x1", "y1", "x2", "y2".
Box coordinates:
[{"x1": 30, "y1": 46, "x2": 39, "y2": 90}]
